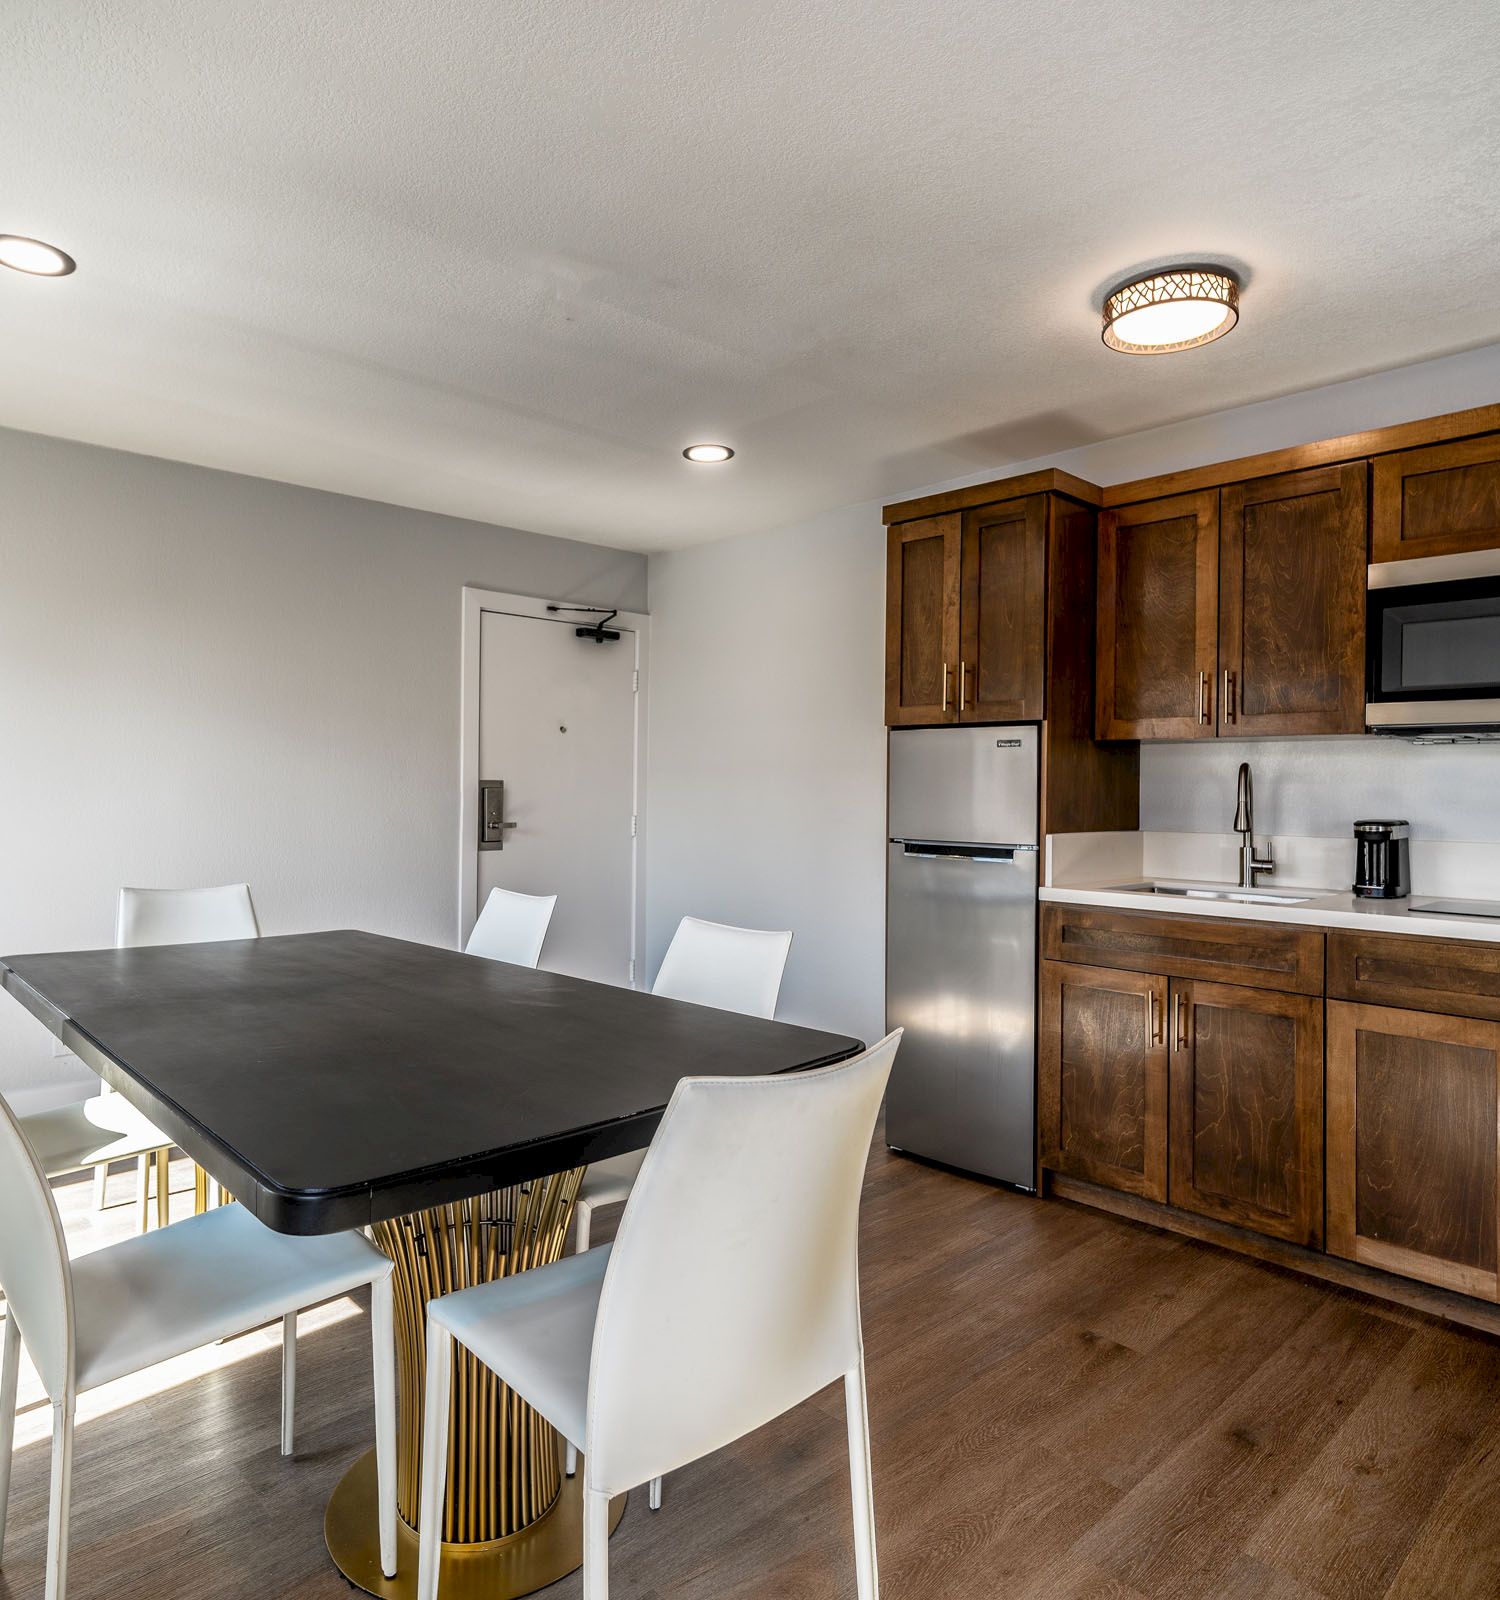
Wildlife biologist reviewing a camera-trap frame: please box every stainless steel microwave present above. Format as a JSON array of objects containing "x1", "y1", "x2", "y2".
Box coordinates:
[{"x1": 1367, "y1": 549, "x2": 1500, "y2": 738}]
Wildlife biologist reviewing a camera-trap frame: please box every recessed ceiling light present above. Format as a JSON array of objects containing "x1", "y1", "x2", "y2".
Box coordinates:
[
  {"x1": 683, "y1": 443, "x2": 734, "y2": 463},
  {"x1": 1102, "y1": 265, "x2": 1238, "y2": 354},
  {"x1": 0, "y1": 234, "x2": 76, "y2": 277}
]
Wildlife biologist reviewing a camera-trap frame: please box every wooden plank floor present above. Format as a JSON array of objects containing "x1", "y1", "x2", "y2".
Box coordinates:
[{"x1": 5, "y1": 1133, "x2": 1500, "y2": 1598}]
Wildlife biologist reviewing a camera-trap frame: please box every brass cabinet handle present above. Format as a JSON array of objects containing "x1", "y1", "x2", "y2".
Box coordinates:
[
  {"x1": 941, "y1": 662, "x2": 949, "y2": 713},
  {"x1": 1224, "y1": 669, "x2": 1237, "y2": 724},
  {"x1": 1145, "y1": 989, "x2": 1164, "y2": 1047},
  {"x1": 1197, "y1": 670, "x2": 1210, "y2": 725},
  {"x1": 1174, "y1": 991, "x2": 1190, "y2": 1051},
  {"x1": 959, "y1": 661, "x2": 968, "y2": 713}
]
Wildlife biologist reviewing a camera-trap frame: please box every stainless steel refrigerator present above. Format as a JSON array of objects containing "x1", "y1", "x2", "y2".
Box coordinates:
[{"x1": 886, "y1": 725, "x2": 1039, "y2": 1189}]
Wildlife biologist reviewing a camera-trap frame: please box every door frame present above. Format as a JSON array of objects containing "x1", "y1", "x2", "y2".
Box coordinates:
[{"x1": 458, "y1": 586, "x2": 650, "y2": 976}]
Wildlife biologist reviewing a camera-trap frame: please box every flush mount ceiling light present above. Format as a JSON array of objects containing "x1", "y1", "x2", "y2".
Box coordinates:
[
  {"x1": 1101, "y1": 265, "x2": 1239, "y2": 354},
  {"x1": 683, "y1": 443, "x2": 734, "y2": 463},
  {"x1": 0, "y1": 234, "x2": 76, "y2": 277}
]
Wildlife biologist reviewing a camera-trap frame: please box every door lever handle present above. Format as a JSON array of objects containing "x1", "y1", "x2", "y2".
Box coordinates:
[{"x1": 479, "y1": 781, "x2": 518, "y2": 850}]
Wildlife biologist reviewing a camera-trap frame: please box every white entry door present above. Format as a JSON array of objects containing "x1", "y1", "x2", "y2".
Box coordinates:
[{"x1": 476, "y1": 608, "x2": 641, "y2": 985}]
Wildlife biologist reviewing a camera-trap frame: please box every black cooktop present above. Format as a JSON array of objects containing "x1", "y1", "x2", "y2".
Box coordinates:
[{"x1": 1409, "y1": 897, "x2": 1500, "y2": 921}]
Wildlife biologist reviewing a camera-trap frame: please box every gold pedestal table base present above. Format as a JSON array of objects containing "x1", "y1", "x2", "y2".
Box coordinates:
[
  {"x1": 326, "y1": 1451, "x2": 626, "y2": 1599},
  {"x1": 326, "y1": 1171, "x2": 625, "y2": 1598}
]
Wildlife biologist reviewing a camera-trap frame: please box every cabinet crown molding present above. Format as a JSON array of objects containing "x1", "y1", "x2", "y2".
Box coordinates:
[{"x1": 882, "y1": 401, "x2": 1500, "y2": 526}]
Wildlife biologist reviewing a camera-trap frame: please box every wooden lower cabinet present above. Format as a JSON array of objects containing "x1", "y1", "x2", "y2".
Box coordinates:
[
  {"x1": 1326, "y1": 1000, "x2": 1500, "y2": 1300},
  {"x1": 1039, "y1": 961, "x2": 1167, "y2": 1201},
  {"x1": 1167, "y1": 980, "x2": 1324, "y2": 1247},
  {"x1": 1040, "y1": 909, "x2": 1500, "y2": 1321}
]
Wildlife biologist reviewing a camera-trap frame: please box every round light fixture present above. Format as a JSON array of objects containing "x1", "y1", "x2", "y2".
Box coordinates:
[
  {"x1": 683, "y1": 443, "x2": 734, "y2": 463},
  {"x1": 1102, "y1": 265, "x2": 1238, "y2": 354},
  {"x1": 0, "y1": 234, "x2": 77, "y2": 277}
]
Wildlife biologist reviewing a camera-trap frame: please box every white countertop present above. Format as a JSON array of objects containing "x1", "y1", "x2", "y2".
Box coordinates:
[{"x1": 1039, "y1": 878, "x2": 1500, "y2": 943}]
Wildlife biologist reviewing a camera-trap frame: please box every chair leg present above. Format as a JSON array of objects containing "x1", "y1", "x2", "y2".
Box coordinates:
[
  {"x1": 156, "y1": 1149, "x2": 171, "y2": 1229},
  {"x1": 583, "y1": 1487, "x2": 611, "y2": 1600},
  {"x1": 136, "y1": 1153, "x2": 150, "y2": 1233},
  {"x1": 45, "y1": 1398, "x2": 74, "y2": 1600},
  {"x1": 0, "y1": 1314, "x2": 20, "y2": 1565},
  {"x1": 415, "y1": 1321, "x2": 453, "y2": 1600},
  {"x1": 845, "y1": 1360, "x2": 879, "y2": 1600},
  {"x1": 91, "y1": 1163, "x2": 108, "y2": 1211},
  {"x1": 280, "y1": 1311, "x2": 297, "y2": 1456},
  {"x1": 648, "y1": 1475, "x2": 662, "y2": 1511},
  {"x1": 371, "y1": 1277, "x2": 397, "y2": 1579},
  {"x1": 564, "y1": 1199, "x2": 593, "y2": 1479}
]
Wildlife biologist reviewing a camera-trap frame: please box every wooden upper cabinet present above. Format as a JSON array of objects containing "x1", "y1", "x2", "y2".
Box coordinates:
[
  {"x1": 1167, "y1": 979, "x2": 1324, "y2": 1246},
  {"x1": 959, "y1": 495, "x2": 1046, "y2": 721},
  {"x1": 1372, "y1": 434, "x2": 1500, "y2": 562},
  {"x1": 885, "y1": 514, "x2": 960, "y2": 725},
  {"x1": 1096, "y1": 491, "x2": 1219, "y2": 740},
  {"x1": 1327, "y1": 1000, "x2": 1500, "y2": 1300},
  {"x1": 1218, "y1": 463, "x2": 1367, "y2": 737},
  {"x1": 1039, "y1": 960, "x2": 1167, "y2": 1201}
]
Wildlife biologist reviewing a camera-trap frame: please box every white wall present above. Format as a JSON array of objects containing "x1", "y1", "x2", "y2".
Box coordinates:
[
  {"x1": 643, "y1": 342, "x2": 1500, "y2": 1043},
  {"x1": 0, "y1": 427, "x2": 645, "y2": 1108},
  {"x1": 645, "y1": 502, "x2": 888, "y2": 1042}
]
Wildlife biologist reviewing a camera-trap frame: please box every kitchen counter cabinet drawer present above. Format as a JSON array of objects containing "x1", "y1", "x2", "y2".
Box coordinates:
[
  {"x1": 1041, "y1": 903, "x2": 1324, "y2": 994},
  {"x1": 1328, "y1": 930, "x2": 1500, "y2": 1022}
]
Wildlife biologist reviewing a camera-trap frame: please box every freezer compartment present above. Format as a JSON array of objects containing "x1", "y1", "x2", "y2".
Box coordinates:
[
  {"x1": 888, "y1": 725, "x2": 1039, "y2": 848},
  {"x1": 885, "y1": 840, "x2": 1038, "y2": 1187}
]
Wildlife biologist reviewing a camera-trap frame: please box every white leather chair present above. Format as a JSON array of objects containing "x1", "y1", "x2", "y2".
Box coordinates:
[
  {"x1": 115, "y1": 882, "x2": 259, "y2": 949},
  {"x1": 416, "y1": 1030, "x2": 899, "y2": 1600},
  {"x1": 17, "y1": 884, "x2": 261, "y2": 1234},
  {"x1": 0, "y1": 1091, "x2": 398, "y2": 1600},
  {"x1": 464, "y1": 887, "x2": 557, "y2": 968},
  {"x1": 20, "y1": 1097, "x2": 177, "y2": 1235},
  {"x1": 567, "y1": 914, "x2": 792, "y2": 1497}
]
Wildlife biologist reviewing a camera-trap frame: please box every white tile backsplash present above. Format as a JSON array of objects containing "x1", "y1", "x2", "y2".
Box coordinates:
[{"x1": 1140, "y1": 738, "x2": 1500, "y2": 843}]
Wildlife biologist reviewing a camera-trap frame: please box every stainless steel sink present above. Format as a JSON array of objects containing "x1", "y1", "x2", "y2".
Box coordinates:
[{"x1": 1104, "y1": 882, "x2": 1318, "y2": 907}]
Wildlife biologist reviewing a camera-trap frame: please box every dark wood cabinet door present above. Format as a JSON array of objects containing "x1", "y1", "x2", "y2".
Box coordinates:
[
  {"x1": 1096, "y1": 491, "x2": 1219, "y2": 740},
  {"x1": 1372, "y1": 434, "x2": 1500, "y2": 562},
  {"x1": 958, "y1": 495, "x2": 1046, "y2": 721},
  {"x1": 1167, "y1": 979, "x2": 1324, "y2": 1246},
  {"x1": 1039, "y1": 960, "x2": 1167, "y2": 1200},
  {"x1": 1219, "y1": 463, "x2": 1367, "y2": 737},
  {"x1": 1327, "y1": 1000, "x2": 1500, "y2": 1300},
  {"x1": 885, "y1": 514, "x2": 960, "y2": 725}
]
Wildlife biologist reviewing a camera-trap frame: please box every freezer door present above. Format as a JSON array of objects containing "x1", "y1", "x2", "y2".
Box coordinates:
[
  {"x1": 888, "y1": 725, "x2": 1039, "y2": 846},
  {"x1": 885, "y1": 840, "x2": 1038, "y2": 1187}
]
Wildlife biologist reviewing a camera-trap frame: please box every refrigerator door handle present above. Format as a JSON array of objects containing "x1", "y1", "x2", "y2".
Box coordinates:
[{"x1": 894, "y1": 842, "x2": 1034, "y2": 862}]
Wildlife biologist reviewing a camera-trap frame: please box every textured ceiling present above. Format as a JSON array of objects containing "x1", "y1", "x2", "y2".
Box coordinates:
[{"x1": 4, "y1": 1, "x2": 1500, "y2": 552}]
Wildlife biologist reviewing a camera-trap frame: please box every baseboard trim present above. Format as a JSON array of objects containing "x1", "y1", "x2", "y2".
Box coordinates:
[{"x1": 1046, "y1": 1171, "x2": 1500, "y2": 1339}]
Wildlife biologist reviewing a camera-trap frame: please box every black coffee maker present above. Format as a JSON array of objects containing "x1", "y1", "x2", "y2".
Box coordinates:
[{"x1": 1352, "y1": 820, "x2": 1411, "y2": 899}]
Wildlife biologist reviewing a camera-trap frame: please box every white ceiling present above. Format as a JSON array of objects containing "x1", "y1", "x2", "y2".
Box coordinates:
[{"x1": 5, "y1": 1, "x2": 1500, "y2": 553}]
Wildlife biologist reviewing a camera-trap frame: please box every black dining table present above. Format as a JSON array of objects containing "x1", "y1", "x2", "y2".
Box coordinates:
[{"x1": 1, "y1": 928, "x2": 862, "y2": 1599}]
